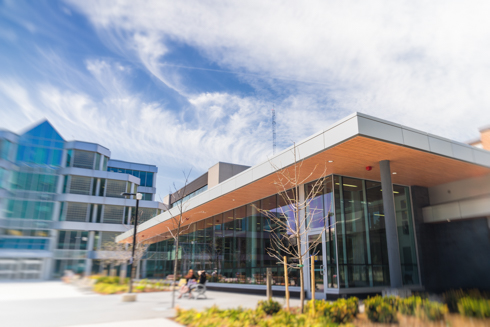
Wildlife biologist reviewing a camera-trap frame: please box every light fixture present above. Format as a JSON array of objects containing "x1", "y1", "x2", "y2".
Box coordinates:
[
  {"x1": 328, "y1": 160, "x2": 334, "y2": 163},
  {"x1": 392, "y1": 172, "x2": 397, "y2": 175}
]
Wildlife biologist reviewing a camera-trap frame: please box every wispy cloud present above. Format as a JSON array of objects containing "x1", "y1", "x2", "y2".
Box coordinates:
[{"x1": 66, "y1": 0, "x2": 490, "y2": 141}]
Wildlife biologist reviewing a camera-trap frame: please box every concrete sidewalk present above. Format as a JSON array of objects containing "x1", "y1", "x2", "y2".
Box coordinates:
[{"x1": 0, "y1": 281, "x2": 298, "y2": 327}]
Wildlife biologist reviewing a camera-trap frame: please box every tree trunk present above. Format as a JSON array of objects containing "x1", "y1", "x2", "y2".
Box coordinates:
[
  {"x1": 171, "y1": 235, "x2": 180, "y2": 308},
  {"x1": 297, "y1": 234, "x2": 304, "y2": 313},
  {"x1": 119, "y1": 264, "x2": 127, "y2": 285},
  {"x1": 299, "y1": 259, "x2": 304, "y2": 313}
]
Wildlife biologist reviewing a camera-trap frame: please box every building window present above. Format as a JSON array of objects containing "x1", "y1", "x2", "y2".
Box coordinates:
[{"x1": 72, "y1": 150, "x2": 95, "y2": 169}]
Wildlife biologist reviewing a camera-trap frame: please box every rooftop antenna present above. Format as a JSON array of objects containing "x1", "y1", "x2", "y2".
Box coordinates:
[{"x1": 272, "y1": 105, "x2": 276, "y2": 155}]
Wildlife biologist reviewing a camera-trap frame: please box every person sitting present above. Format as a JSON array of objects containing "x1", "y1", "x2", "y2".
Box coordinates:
[
  {"x1": 177, "y1": 269, "x2": 196, "y2": 299},
  {"x1": 189, "y1": 270, "x2": 207, "y2": 296}
]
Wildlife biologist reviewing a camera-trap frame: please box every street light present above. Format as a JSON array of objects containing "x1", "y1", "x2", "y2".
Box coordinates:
[{"x1": 121, "y1": 192, "x2": 142, "y2": 294}]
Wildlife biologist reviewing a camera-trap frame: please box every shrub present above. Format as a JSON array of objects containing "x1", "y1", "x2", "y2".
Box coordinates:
[
  {"x1": 458, "y1": 297, "x2": 490, "y2": 318},
  {"x1": 329, "y1": 297, "x2": 359, "y2": 324},
  {"x1": 443, "y1": 289, "x2": 466, "y2": 313},
  {"x1": 95, "y1": 276, "x2": 129, "y2": 285},
  {"x1": 364, "y1": 295, "x2": 398, "y2": 323},
  {"x1": 418, "y1": 300, "x2": 447, "y2": 321},
  {"x1": 257, "y1": 299, "x2": 282, "y2": 315},
  {"x1": 93, "y1": 283, "x2": 128, "y2": 294},
  {"x1": 399, "y1": 296, "x2": 422, "y2": 316}
]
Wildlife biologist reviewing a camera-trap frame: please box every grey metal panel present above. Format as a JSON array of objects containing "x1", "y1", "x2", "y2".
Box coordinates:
[
  {"x1": 137, "y1": 186, "x2": 156, "y2": 193},
  {"x1": 428, "y1": 136, "x2": 453, "y2": 157},
  {"x1": 422, "y1": 207, "x2": 434, "y2": 223},
  {"x1": 220, "y1": 178, "x2": 236, "y2": 195},
  {"x1": 0, "y1": 158, "x2": 16, "y2": 170},
  {"x1": 451, "y1": 143, "x2": 474, "y2": 162},
  {"x1": 65, "y1": 141, "x2": 111, "y2": 157},
  {"x1": 53, "y1": 221, "x2": 130, "y2": 232},
  {"x1": 252, "y1": 161, "x2": 273, "y2": 180},
  {"x1": 473, "y1": 149, "x2": 490, "y2": 166},
  {"x1": 269, "y1": 148, "x2": 296, "y2": 169},
  {"x1": 0, "y1": 130, "x2": 19, "y2": 143},
  {"x1": 459, "y1": 196, "x2": 490, "y2": 219},
  {"x1": 358, "y1": 116, "x2": 404, "y2": 144},
  {"x1": 0, "y1": 250, "x2": 52, "y2": 258},
  {"x1": 59, "y1": 168, "x2": 138, "y2": 183},
  {"x1": 0, "y1": 189, "x2": 8, "y2": 198},
  {"x1": 402, "y1": 129, "x2": 430, "y2": 151},
  {"x1": 108, "y1": 159, "x2": 158, "y2": 173},
  {"x1": 323, "y1": 116, "x2": 359, "y2": 148},
  {"x1": 207, "y1": 184, "x2": 222, "y2": 200},
  {"x1": 429, "y1": 202, "x2": 462, "y2": 222},
  {"x1": 297, "y1": 133, "x2": 325, "y2": 160},
  {"x1": 235, "y1": 169, "x2": 253, "y2": 189},
  {"x1": 428, "y1": 174, "x2": 490, "y2": 206}
]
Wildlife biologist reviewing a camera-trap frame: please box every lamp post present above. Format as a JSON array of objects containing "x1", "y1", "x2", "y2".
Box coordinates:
[{"x1": 121, "y1": 192, "x2": 142, "y2": 294}]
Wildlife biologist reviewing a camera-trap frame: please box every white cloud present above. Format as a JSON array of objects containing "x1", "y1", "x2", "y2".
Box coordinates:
[{"x1": 66, "y1": 0, "x2": 490, "y2": 141}]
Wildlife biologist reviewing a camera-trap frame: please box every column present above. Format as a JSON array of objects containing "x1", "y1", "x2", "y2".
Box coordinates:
[
  {"x1": 298, "y1": 185, "x2": 310, "y2": 298},
  {"x1": 84, "y1": 231, "x2": 95, "y2": 276},
  {"x1": 379, "y1": 160, "x2": 403, "y2": 288}
]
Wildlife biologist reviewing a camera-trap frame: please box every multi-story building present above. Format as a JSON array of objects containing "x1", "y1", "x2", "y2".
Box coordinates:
[
  {"x1": 118, "y1": 113, "x2": 490, "y2": 298},
  {"x1": 0, "y1": 120, "x2": 165, "y2": 280}
]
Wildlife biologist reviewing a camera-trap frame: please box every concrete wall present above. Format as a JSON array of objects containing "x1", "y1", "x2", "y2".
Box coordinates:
[
  {"x1": 428, "y1": 174, "x2": 490, "y2": 206},
  {"x1": 423, "y1": 174, "x2": 490, "y2": 223},
  {"x1": 207, "y1": 162, "x2": 250, "y2": 189}
]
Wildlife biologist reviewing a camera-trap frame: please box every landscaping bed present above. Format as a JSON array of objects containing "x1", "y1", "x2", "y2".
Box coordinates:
[
  {"x1": 91, "y1": 276, "x2": 173, "y2": 294},
  {"x1": 175, "y1": 291, "x2": 490, "y2": 327}
]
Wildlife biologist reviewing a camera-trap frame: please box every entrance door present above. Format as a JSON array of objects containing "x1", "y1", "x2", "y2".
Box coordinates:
[{"x1": 308, "y1": 233, "x2": 327, "y2": 299}]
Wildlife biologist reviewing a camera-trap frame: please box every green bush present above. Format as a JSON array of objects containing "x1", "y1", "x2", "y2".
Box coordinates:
[
  {"x1": 364, "y1": 295, "x2": 398, "y2": 323},
  {"x1": 418, "y1": 300, "x2": 447, "y2": 321},
  {"x1": 257, "y1": 299, "x2": 282, "y2": 315},
  {"x1": 443, "y1": 289, "x2": 466, "y2": 313},
  {"x1": 443, "y1": 289, "x2": 489, "y2": 313},
  {"x1": 399, "y1": 296, "x2": 422, "y2": 316},
  {"x1": 95, "y1": 276, "x2": 129, "y2": 285},
  {"x1": 458, "y1": 297, "x2": 490, "y2": 318},
  {"x1": 329, "y1": 297, "x2": 359, "y2": 324},
  {"x1": 93, "y1": 283, "x2": 128, "y2": 294}
]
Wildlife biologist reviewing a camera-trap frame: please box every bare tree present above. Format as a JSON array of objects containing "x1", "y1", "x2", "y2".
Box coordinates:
[
  {"x1": 161, "y1": 170, "x2": 195, "y2": 309},
  {"x1": 256, "y1": 144, "x2": 331, "y2": 313},
  {"x1": 99, "y1": 239, "x2": 149, "y2": 284}
]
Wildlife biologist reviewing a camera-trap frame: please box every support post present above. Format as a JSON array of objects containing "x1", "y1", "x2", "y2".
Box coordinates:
[
  {"x1": 379, "y1": 160, "x2": 403, "y2": 288},
  {"x1": 266, "y1": 268, "x2": 272, "y2": 300},
  {"x1": 283, "y1": 256, "x2": 289, "y2": 311},
  {"x1": 311, "y1": 256, "x2": 315, "y2": 313}
]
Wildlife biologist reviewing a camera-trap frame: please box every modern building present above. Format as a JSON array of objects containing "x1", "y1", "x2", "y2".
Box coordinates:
[
  {"x1": 0, "y1": 120, "x2": 165, "y2": 280},
  {"x1": 117, "y1": 112, "x2": 490, "y2": 299}
]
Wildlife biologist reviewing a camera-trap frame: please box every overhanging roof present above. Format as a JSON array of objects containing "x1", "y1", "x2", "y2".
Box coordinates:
[{"x1": 117, "y1": 112, "x2": 490, "y2": 244}]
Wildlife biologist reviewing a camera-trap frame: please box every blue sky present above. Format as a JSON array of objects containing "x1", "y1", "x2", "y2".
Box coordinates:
[{"x1": 1, "y1": 0, "x2": 489, "y2": 199}]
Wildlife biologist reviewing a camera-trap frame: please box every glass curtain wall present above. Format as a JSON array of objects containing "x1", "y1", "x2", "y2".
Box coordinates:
[{"x1": 144, "y1": 175, "x2": 418, "y2": 289}]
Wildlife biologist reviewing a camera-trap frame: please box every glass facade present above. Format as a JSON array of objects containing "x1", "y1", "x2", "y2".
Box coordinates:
[
  {"x1": 145, "y1": 174, "x2": 419, "y2": 291},
  {"x1": 107, "y1": 167, "x2": 154, "y2": 187},
  {"x1": 170, "y1": 185, "x2": 208, "y2": 209},
  {"x1": 0, "y1": 120, "x2": 162, "y2": 281}
]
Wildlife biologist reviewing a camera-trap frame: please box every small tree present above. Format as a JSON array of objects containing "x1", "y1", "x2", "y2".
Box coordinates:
[
  {"x1": 256, "y1": 144, "x2": 331, "y2": 313},
  {"x1": 99, "y1": 239, "x2": 149, "y2": 284},
  {"x1": 162, "y1": 170, "x2": 197, "y2": 309}
]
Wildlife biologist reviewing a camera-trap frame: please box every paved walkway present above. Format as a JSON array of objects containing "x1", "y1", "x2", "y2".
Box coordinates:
[{"x1": 0, "y1": 281, "x2": 300, "y2": 327}]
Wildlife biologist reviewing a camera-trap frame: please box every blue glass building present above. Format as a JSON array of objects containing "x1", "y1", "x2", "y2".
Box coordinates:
[{"x1": 0, "y1": 121, "x2": 164, "y2": 280}]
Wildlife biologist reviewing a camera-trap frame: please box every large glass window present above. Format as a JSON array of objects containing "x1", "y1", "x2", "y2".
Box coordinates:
[
  {"x1": 6, "y1": 200, "x2": 55, "y2": 220},
  {"x1": 366, "y1": 180, "x2": 390, "y2": 286},
  {"x1": 142, "y1": 175, "x2": 417, "y2": 290},
  {"x1": 394, "y1": 185, "x2": 419, "y2": 285}
]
